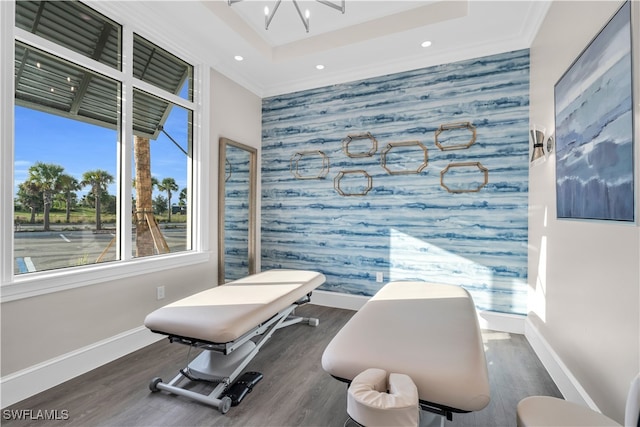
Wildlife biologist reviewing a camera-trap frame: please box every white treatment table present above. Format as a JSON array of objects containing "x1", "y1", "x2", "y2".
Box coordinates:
[
  {"x1": 144, "y1": 269, "x2": 325, "y2": 413},
  {"x1": 322, "y1": 281, "x2": 490, "y2": 423}
]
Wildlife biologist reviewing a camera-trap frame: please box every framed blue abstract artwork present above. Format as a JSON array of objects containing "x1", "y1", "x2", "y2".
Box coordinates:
[{"x1": 554, "y1": 1, "x2": 635, "y2": 222}]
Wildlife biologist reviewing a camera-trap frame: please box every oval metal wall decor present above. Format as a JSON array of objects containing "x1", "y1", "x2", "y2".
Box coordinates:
[
  {"x1": 380, "y1": 140, "x2": 428, "y2": 175},
  {"x1": 342, "y1": 132, "x2": 378, "y2": 158},
  {"x1": 435, "y1": 122, "x2": 477, "y2": 151},
  {"x1": 290, "y1": 150, "x2": 330, "y2": 180},
  {"x1": 440, "y1": 161, "x2": 489, "y2": 193},
  {"x1": 334, "y1": 170, "x2": 373, "y2": 196},
  {"x1": 225, "y1": 158, "x2": 232, "y2": 182}
]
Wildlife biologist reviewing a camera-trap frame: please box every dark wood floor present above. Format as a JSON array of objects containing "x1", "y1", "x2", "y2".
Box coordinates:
[{"x1": 2, "y1": 304, "x2": 561, "y2": 427}]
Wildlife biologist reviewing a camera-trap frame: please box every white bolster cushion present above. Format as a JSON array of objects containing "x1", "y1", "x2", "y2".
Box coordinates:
[{"x1": 347, "y1": 368, "x2": 419, "y2": 427}]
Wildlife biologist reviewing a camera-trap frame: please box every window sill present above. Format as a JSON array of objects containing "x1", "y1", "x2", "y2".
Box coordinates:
[{"x1": 0, "y1": 251, "x2": 210, "y2": 303}]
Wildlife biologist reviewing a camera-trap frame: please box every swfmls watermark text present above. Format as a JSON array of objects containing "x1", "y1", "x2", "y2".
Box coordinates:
[{"x1": 2, "y1": 409, "x2": 70, "y2": 421}]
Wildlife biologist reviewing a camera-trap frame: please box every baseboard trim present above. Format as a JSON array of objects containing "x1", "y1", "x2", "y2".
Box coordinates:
[
  {"x1": 0, "y1": 327, "x2": 164, "y2": 409},
  {"x1": 311, "y1": 290, "x2": 369, "y2": 311},
  {"x1": 524, "y1": 317, "x2": 600, "y2": 411},
  {"x1": 312, "y1": 290, "x2": 526, "y2": 333},
  {"x1": 477, "y1": 310, "x2": 526, "y2": 334}
]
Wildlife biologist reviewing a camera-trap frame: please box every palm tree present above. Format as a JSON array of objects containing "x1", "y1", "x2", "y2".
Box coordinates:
[
  {"x1": 157, "y1": 177, "x2": 178, "y2": 222},
  {"x1": 16, "y1": 181, "x2": 43, "y2": 224},
  {"x1": 58, "y1": 174, "x2": 81, "y2": 223},
  {"x1": 132, "y1": 177, "x2": 158, "y2": 197},
  {"x1": 179, "y1": 187, "x2": 187, "y2": 215},
  {"x1": 26, "y1": 162, "x2": 64, "y2": 231},
  {"x1": 134, "y1": 135, "x2": 169, "y2": 256},
  {"x1": 81, "y1": 169, "x2": 114, "y2": 231},
  {"x1": 134, "y1": 136, "x2": 154, "y2": 256}
]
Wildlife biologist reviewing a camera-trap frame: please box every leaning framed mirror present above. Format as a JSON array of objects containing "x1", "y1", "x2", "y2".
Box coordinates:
[{"x1": 218, "y1": 137, "x2": 257, "y2": 284}]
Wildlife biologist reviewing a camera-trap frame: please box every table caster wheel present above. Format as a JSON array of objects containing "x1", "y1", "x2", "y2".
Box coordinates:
[
  {"x1": 219, "y1": 396, "x2": 232, "y2": 414},
  {"x1": 149, "y1": 377, "x2": 163, "y2": 392}
]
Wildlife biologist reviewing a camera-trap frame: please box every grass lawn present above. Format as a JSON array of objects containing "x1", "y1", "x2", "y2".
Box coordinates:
[{"x1": 14, "y1": 207, "x2": 186, "y2": 226}]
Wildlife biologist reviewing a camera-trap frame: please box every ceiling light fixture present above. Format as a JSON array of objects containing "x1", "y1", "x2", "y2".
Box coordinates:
[
  {"x1": 234, "y1": 55, "x2": 244, "y2": 61},
  {"x1": 421, "y1": 41, "x2": 432, "y2": 48},
  {"x1": 316, "y1": 64, "x2": 325, "y2": 70},
  {"x1": 228, "y1": 0, "x2": 345, "y2": 33}
]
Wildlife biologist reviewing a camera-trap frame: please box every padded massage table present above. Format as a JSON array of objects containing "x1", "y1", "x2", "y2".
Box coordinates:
[
  {"x1": 322, "y1": 281, "x2": 490, "y2": 424},
  {"x1": 144, "y1": 269, "x2": 325, "y2": 413}
]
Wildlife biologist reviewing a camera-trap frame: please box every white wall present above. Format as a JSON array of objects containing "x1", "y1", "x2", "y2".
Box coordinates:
[
  {"x1": 210, "y1": 70, "x2": 263, "y2": 271},
  {"x1": 528, "y1": 1, "x2": 640, "y2": 423}
]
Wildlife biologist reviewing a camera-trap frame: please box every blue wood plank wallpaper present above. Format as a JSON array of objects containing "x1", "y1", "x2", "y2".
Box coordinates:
[{"x1": 261, "y1": 49, "x2": 530, "y2": 314}]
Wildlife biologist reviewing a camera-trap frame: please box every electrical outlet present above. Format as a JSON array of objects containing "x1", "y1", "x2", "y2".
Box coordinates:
[
  {"x1": 376, "y1": 272, "x2": 384, "y2": 283},
  {"x1": 156, "y1": 285, "x2": 165, "y2": 300}
]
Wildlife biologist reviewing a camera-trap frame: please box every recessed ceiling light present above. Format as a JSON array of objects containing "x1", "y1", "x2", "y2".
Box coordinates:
[
  {"x1": 421, "y1": 41, "x2": 432, "y2": 48},
  {"x1": 234, "y1": 55, "x2": 244, "y2": 61},
  {"x1": 316, "y1": 64, "x2": 325, "y2": 70}
]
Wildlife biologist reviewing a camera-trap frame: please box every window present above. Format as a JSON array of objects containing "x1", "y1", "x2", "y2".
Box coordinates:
[
  {"x1": 14, "y1": 41, "x2": 120, "y2": 272},
  {"x1": 15, "y1": 0, "x2": 121, "y2": 71},
  {"x1": 3, "y1": 0, "x2": 204, "y2": 295},
  {"x1": 133, "y1": 34, "x2": 192, "y2": 101},
  {"x1": 132, "y1": 89, "x2": 192, "y2": 258}
]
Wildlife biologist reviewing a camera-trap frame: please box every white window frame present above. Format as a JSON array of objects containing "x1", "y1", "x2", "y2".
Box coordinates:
[{"x1": 0, "y1": 1, "x2": 210, "y2": 302}]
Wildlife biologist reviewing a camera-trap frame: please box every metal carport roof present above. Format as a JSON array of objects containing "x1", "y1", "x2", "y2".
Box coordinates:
[{"x1": 14, "y1": 0, "x2": 192, "y2": 140}]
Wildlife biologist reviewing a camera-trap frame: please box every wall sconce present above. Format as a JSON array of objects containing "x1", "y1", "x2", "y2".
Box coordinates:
[
  {"x1": 530, "y1": 125, "x2": 546, "y2": 163},
  {"x1": 546, "y1": 133, "x2": 555, "y2": 155}
]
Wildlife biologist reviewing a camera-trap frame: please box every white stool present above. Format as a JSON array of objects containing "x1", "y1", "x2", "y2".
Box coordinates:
[
  {"x1": 516, "y1": 373, "x2": 639, "y2": 427},
  {"x1": 347, "y1": 368, "x2": 419, "y2": 427}
]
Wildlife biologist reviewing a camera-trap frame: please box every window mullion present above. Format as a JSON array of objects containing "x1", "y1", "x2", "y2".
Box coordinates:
[
  {"x1": 1, "y1": 0, "x2": 16, "y2": 284},
  {"x1": 14, "y1": 27, "x2": 124, "y2": 82},
  {"x1": 131, "y1": 78, "x2": 194, "y2": 111},
  {"x1": 191, "y1": 64, "x2": 209, "y2": 252},
  {"x1": 119, "y1": 26, "x2": 134, "y2": 261}
]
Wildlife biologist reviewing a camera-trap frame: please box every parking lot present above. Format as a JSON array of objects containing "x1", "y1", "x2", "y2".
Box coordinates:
[{"x1": 13, "y1": 225, "x2": 187, "y2": 274}]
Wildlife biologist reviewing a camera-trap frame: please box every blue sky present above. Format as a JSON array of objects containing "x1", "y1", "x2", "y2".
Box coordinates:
[{"x1": 14, "y1": 103, "x2": 190, "y2": 201}]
